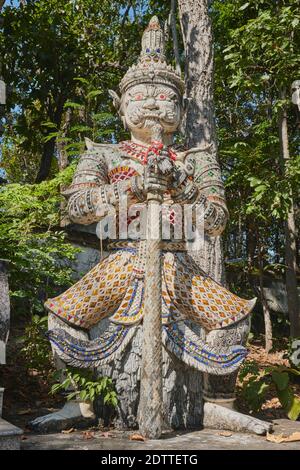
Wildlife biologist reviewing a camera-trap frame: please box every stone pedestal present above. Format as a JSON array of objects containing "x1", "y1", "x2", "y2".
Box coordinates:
[
  {"x1": 0, "y1": 260, "x2": 23, "y2": 449},
  {"x1": 0, "y1": 418, "x2": 23, "y2": 450}
]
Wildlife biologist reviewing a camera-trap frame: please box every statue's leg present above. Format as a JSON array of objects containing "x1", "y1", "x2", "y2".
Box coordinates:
[
  {"x1": 92, "y1": 322, "x2": 203, "y2": 430},
  {"x1": 202, "y1": 317, "x2": 272, "y2": 435},
  {"x1": 29, "y1": 313, "x2": 96, "y2": 433},
  {"x1": 203, "y1": 316, "x2": 251, "y2": 408}
]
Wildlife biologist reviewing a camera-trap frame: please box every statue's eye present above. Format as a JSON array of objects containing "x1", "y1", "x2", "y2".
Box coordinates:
[
  {"x1": 135, "y1": 94, "x2": 143, "y2": 101},
  {"x1": 159, "y1": 94, "x2": 166, "y2": 100},
  {"x1": 156, "y1": 48, "x2": 161, "y2": 53}
]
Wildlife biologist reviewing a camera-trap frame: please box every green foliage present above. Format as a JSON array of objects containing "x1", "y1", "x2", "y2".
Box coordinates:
[
  {"x1": 0, "y1": 165, "x2": 80, "y2": 315},
  {"x1": 239, "y1": 361, "x2": 300, "y2": 420},
  {"x1": 212, "y1": 0, "x2": 300, "y2": 325},
  {"x1": 43, "y1": 76, "x2": 129, "y2": 160},
  {"x1": 1, "y1": 118, "x2": 44, "y2": 183},
  {"x1": 222, "y1": 2, "x2": 300, "y2": 92},
  {"x1": 19, "y1": 315, "x2": 52, "y2": 373},
  {"x1": 0, "y1": 0, "x2": 150, "y2": 180},
  {"x1": 51, "y1": 368, "x2": 118, "y2": 407}
]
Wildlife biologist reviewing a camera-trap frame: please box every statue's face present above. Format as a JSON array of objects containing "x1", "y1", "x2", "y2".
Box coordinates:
[{"x1": 121, "y1": 83, "x2": 182, "y2": 138}]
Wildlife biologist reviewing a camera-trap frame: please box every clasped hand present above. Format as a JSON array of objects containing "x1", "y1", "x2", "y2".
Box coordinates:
[{"x1": 144, "y1": 147, "x2": 187, "y2": 196}]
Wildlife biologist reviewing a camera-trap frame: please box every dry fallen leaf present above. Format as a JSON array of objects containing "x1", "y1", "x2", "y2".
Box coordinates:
[
  {"x1": 99, "y1": 432, "x2": 113, "y2": 438},
  {"x1": 217, "y1": 431, "x2": 233, "y2": 437},
  {"x1": 61, "y1": 428, "x2": 75, "y2": 434},
  {"x1": 82, "y1": 431, "x2": 95, "y2": 440},
  {"x1": 266, "y1": 432, "x2": 300, "y2": 443},
  {"x1": 129, "y1": 433, "x2": 146, "y2": 442}
]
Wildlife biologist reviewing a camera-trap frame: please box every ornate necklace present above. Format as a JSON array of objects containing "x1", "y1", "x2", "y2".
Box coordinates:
[
  {"x1": 119, "y1": 141, "x2": 148, "y2": 164},
  {"x1": 119, "y1": 140, "x2": 177, "y2": 164}
]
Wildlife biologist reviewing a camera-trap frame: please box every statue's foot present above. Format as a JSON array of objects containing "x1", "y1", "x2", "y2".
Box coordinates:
[
  {"x1": 28, "y1": 400, "x2": 97, "y2": 434},
  {"x1": 203, "y1": 402, "x2": 272, "y2": 435}
]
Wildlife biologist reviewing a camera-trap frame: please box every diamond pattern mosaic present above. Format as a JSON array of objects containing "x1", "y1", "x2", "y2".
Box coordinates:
[{"x1": 45, "y1": 248, "x2": 253, "y2": 331}]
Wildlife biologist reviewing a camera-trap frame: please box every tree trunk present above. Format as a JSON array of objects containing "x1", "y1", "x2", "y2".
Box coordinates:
[
  {"x1": 178, "y1": 0, "x2": 216, "y2": 150},
  {"x1": 285, "y1": 204, "x2": 300, "y2": 337},
  {"x1": 58, "y1": 108, "x2": 72, "y2": 227},
  {"x1": 278, "y1": 88, "x2": 300, "y2": 338},
  {"x1": 178, "y1": 0, "x2": 225, "y2": 284},
  {"x1": 35, "y1": 137, "x2": 56, "y2": 183},
  {"x1": 246, "y1": 222, "x2": 256, "y2": 271},
  {"x1": 178, "y1": 0, "x2": 239, "y2": 407},
  {"x1": 57, "y1": 108, "x2": 71, "y2": 172},
  {"x1": 258, "y1": 245, "x2": 273, "y2": 352},
  {"x1": 36, "y1": 95, "x2": 66, "y2": 183}
]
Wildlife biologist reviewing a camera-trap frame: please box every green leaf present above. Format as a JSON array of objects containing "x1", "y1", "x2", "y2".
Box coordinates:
[
  {"x1": 43, "y1": 132, "x2": 59, "y2": 142},
  {"x1": 248, "y1": 177, "x2": 262, "y2": 188},
  {"x1": 272, "y1": 371, "x2": 289, "y2": 391},
  {"x1": 87, "y1": 90, "x2": 102, "y2": 99},
  {"x1": 110, "y1": 396, "x2": 118, "y2": 407},
  {"x1": 239, "y1": 3, "x2": 250, "y2": 11},
  {"x1": 243, "y1": 377, "x2": 270, "y2": 412},
  {"x1": 41, "y1": 122, "x2": 58, "y2": 129},
  {"x1": 74, "y1": 77, "x2": 89, "y2": 85},
  {"x1": 70, "y1": 125, "x2": 92, "y2": 133},
  {"x1": 79, "y1": 390, "x2": 88, "y2": 401},
  {"x1": 287, "y1": 397, "x2": 300, "y2": 421},
  {"x1": 103, "y1": 393, "x2": 111, "y2": 404},
  {"x1": 50, "y1": 383, "x2": 62, "y2": 394},
  {"x1": 67, "y1": 391, "x2": 78, "y2": 401},
  {"x1": 64, "y1": 101, "x2": 83, "y2": 109}
]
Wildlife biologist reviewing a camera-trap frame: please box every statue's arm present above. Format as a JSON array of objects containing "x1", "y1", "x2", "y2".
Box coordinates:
[
  {"x1": 63, "y1": 150, "x2": 145, "y2": 225},
  {"x1": 192, "y1": 149, "x2": 228, "y2": 236},
  {"x1": 170, "y1": 148, "x2": 228, "y2": 237}
]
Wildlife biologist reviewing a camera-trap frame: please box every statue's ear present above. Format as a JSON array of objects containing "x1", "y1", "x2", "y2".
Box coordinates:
[
  {"x1": 84, "y1": 137, "x2": 94, "y2": 151},
  {"x1": 121, "y1": 115, "x2": 128, "y2": 130},
  {"x1": 108, "y1": 89, "x2": 121, "y2": 111}
]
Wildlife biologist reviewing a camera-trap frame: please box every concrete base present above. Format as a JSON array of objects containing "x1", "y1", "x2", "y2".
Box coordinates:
[
  {"x1": 20, "y1": 419, "x2": 300, "y2": 450},
  {"x1": 0, "y1": 418, "x2": 23, "y2": 450}
]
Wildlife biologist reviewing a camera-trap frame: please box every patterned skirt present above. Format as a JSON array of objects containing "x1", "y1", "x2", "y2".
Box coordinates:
[{"x1": 45, "y1": 247, "x2": 255, "y2": 332}]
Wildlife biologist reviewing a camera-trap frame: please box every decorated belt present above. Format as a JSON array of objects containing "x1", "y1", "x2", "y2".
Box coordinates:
[{"x1": 107, "y1": 240, "x2": 187, "y2": 252}]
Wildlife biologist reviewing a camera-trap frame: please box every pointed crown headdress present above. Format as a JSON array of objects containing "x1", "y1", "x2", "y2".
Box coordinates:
[{"x1": 119, "y1": 16, "x2": 184, "y2": 95}]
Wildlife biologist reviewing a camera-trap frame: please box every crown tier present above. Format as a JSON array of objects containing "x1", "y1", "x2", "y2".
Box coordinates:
[{"x1": 119, "y1": 16, "x2": 184, "y2": 95}]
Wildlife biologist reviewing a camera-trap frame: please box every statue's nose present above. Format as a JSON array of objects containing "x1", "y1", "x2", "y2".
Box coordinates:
[{"x1": 143, "y1": 97, "x2": 159, "y2": 110}]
